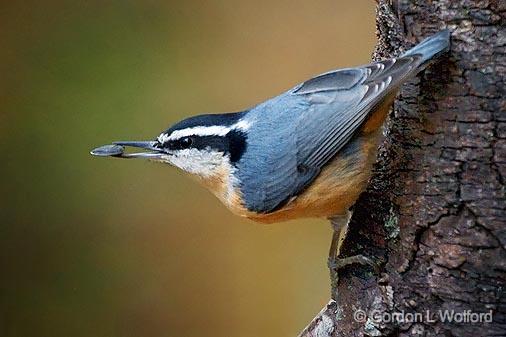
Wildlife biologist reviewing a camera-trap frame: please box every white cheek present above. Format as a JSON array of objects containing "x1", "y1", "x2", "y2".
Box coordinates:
[
  {"x1": 165, "y1": 148, "x2": 225, "y2": 177},
  {"x1": 160, "y1": 148, "x2": 241, "y2": 207}
]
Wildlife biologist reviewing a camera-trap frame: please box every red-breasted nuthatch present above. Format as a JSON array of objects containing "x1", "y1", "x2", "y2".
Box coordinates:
[{"x1": 92, "y1": 30, "x2": 450, "y2": 273}]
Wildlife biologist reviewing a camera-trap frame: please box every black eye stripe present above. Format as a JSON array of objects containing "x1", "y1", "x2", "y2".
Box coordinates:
[
  {"x1": 164, "y1": 131, "x2": 247, "y2": 163},
  {"x1": 226, "y1": 130, "x2": 247, "y2": 163},
  {"x1": 164, "y1": 136, "x2": 194, "y2": 150},
  {"x1": 180, "y1": 137, "x2": 193, "y2": 147}
]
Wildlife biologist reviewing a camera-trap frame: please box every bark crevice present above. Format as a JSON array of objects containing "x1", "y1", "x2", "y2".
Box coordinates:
[{"x1": 299, "y1": 1, "x2": 506, "y2": 336}]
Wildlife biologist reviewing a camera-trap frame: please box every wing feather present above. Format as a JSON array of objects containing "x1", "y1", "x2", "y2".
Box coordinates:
[
  {"x1": 295, "y1": 55, "x2": 421, "y2": 170},
  {"x1": 239, "y1": 54, "x2": 424, "y2": 213}
]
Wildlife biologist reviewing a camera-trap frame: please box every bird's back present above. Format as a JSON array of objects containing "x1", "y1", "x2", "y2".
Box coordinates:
[{"x1": 233, "y1": 30, "x2": 450, "y2": 219}]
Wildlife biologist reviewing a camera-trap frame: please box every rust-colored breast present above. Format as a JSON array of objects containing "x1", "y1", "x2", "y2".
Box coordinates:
[
  {"x1": 200, "y1": 94, "x2": 394, "y2": 223},
  {"x1": 244, "y1": 130, "x2": 383, "y2": 223}
]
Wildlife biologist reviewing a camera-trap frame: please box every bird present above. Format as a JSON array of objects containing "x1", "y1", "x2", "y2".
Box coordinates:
[{"x1": 91, "y1": 30, "x2": 450, "y2": 280}]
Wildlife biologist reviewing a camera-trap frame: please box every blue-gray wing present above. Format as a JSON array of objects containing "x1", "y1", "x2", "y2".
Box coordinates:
[
  {"x1": 294, "y1": 56, "x2": 422, "y2": 169},
  {"x1": 239, "y1": 55, "x2": 424, "y2": 213}
]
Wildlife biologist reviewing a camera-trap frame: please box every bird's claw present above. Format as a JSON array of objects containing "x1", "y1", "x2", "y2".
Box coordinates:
[
  {"x1": 328, "y1": 254, "x2": 380, "y2": 273},
  {"x1": 328, "y1": 254, "x2": 380, "y2": 296}
]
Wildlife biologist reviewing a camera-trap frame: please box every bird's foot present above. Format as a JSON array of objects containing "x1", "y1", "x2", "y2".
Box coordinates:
[
  {"x1": 328, "y1": 254, "x2": 379, "y2": 272},
  {"x1": 328, "y1": 254, "x2": 379, "y2": 296}
]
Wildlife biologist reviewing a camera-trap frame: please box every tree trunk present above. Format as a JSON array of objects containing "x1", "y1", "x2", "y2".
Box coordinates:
[{"x1": 299, "y1": 1, "x2": 505, "y2": 336}]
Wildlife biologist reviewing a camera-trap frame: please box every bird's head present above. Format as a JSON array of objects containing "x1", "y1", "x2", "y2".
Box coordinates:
[{"x1": 93, "y1": 112, "x2": 250, "y2": 191}]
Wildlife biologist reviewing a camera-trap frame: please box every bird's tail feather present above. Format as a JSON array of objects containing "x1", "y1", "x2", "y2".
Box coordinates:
[{"x1": 402, "y1": 29, "x2": 451, "y2": 68}]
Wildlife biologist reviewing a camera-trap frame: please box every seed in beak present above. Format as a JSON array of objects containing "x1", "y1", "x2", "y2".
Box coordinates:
[{"x1": 90, "y1": 144, "x2": 125, "y2": 157}]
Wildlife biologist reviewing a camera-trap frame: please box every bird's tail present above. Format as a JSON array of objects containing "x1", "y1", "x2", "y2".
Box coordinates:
[{"x1": 402, "y1": 29, "x2": 451, "y2": 68}]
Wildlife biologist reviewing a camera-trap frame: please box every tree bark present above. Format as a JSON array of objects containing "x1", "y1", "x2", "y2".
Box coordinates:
[{"x1": 299, "y1": 1, "x2": 505, "y2": 336}]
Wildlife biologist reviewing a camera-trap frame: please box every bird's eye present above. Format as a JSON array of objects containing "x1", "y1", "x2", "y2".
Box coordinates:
[{"x1": 180, "y1": 137, "x2": 194, "y2": 148}]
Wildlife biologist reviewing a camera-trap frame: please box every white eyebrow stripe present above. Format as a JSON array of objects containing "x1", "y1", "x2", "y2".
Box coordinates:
[
  {"x1": 168, "y1": 125, "x2": 231, "y2": 140},
  {"x1": 233, "y1": 120, "x2": 250, "y2": 131},
  {"x1": 159, "y1": 120, "x2": 251, "y2": 143}
]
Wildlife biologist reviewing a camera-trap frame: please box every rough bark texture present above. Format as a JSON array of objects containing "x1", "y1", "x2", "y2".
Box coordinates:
[{"x1": 299, "y1": 1, "x2": 505, "y2": 336}]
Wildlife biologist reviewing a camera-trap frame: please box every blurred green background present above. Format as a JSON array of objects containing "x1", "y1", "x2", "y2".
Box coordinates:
[{"x1": 0, "y1": 1, "x2": 375, "y2": 336}]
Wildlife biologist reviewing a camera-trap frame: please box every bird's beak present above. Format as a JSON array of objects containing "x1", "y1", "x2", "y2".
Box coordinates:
[{"x1": 90, "y1": 141, "x2": 168, "y2": 159}]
